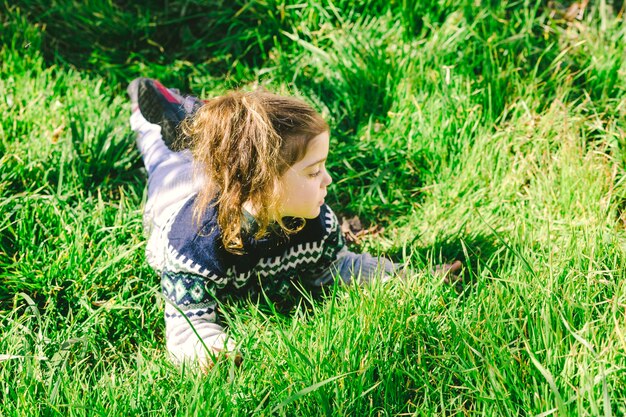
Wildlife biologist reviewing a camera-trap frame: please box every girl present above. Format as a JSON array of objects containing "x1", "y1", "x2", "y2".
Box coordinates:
[{"x1": 127, "y1": 78, "x2": 404, "y2": 367}]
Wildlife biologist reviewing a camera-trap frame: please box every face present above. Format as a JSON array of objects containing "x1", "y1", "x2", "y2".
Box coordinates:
[{"x1": 278, "y1": 131, "x2": 332, "y2": 219}]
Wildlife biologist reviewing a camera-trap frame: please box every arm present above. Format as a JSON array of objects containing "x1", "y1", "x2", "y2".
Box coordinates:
[
  {"x1": 161, "y1": 271, "x2": 236, "y2": 367},
  {"x1": 334, "y1": 246, "x2": 401, "y2": 284},
  {"x1": 309, "y1": 246, "x2": 403, "y2": 287},
  {"x1": 306, "y1": 205, "x2": 403, "y2": 287}
]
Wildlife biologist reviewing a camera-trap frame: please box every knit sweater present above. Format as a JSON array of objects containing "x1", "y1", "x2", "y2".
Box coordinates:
[{"x1": 147, "y1": 193, "x2": 396, "y2": 364}]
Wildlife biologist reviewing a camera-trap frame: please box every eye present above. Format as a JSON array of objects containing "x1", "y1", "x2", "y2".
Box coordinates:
[{"x1": 309, "y1": 170, "x2": 321, "y2": 178}]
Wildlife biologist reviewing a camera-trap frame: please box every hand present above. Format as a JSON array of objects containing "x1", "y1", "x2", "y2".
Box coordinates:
[
  {"x1": 432, "y1": 260, "x2": 463, "y2": 284},
  {"x1": 200, "y1": 348, "x2": 243, "y2": 373}
]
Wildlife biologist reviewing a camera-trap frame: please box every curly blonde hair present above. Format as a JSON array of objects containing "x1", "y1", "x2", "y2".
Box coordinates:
[{"x1": 181, "y1": 89, "x2": 329, "y2": 254}]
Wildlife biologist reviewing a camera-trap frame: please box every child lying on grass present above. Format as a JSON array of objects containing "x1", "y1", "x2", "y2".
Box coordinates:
[{"x1": 127, "y1": 78, "x2": 461, "y2": 368}]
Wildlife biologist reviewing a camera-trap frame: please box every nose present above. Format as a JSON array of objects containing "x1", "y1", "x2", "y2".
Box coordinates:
[{"x1": 322, "y1": 168, "x2": 332, "y2": 187}]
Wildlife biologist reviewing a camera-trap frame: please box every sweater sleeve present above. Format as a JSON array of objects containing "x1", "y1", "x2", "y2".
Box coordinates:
[
  {"x1": 158, "y1": 198, "x2": 239, "y2": 365},
  {"x1": 308, "y1": 246, "x2": 402, "y2": 286},
  {"x1": 335, "y1": 246, "x2": 401, "y2": 283},
  {"x1": 303, "y1": 205, "x2": 403, "y2": 287},
  {"x1": 161, "y1": 270, "x2": 236, "y2": 366}
]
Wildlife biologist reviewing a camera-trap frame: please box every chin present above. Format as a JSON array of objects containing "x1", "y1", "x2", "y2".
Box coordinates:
[{"x1": 302, "y1": 206, "x2": 321, "y2": 219}]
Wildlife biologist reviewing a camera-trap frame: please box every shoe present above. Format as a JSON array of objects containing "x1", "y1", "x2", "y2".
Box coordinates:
[{"x1": 127, "y1": 78, "x2": 203, "y2": 151}]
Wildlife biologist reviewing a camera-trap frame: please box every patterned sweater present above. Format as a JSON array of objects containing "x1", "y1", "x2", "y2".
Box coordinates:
[{"x1": 147, "y1": 193, "x2": 396, "y2": 364}]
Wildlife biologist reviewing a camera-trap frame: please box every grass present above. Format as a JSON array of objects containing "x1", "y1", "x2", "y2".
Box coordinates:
[{"x1": 1, "y1": 0, "x2": 626, "y2": 415}]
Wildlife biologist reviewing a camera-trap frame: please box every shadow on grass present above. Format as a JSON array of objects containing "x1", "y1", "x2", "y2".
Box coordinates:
[{"x1": 388, "y1": 231, "x2": 508, "y2": 292}]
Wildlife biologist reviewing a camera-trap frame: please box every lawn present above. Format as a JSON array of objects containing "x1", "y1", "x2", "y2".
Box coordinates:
[{"x1": 1, "y1": 1, "x2": 625, "y2": 415}]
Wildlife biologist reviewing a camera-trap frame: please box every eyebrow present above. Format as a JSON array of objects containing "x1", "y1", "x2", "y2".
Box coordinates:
[{"x1": 304, "y1": 158, "x2": 326, "y2": 169}]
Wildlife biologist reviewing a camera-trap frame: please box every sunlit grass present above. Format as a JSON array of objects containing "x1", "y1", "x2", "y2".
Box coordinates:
[{"x1": 1, "y1": 1, "x2": 625, "y2": 415}]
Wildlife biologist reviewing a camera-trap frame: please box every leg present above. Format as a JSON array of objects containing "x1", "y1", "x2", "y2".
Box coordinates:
[
  {"x1": 130, "y1": 111, "x2": 201, "y2": 226},
  {"x1": 128, "y1": 79, "x2": 204, "y2": 271}
]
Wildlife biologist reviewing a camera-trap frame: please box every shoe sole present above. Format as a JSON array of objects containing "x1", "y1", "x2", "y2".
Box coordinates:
[{"x1": 137, "y1": 80, "x2": 185, "y2": 150}]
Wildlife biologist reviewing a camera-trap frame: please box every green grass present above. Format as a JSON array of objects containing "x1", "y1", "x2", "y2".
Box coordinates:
[{"x1": 1, "y1": 0, "x2": 626, "y2": 415}]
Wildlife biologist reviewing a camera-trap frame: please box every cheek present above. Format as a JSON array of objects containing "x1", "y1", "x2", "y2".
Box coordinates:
[
  {"x1": 281, "y1": 177, "x2": 307, "y2": 203},
  {"x1": 279, "y1": 172, "x2": 322, "y2": 207}
]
